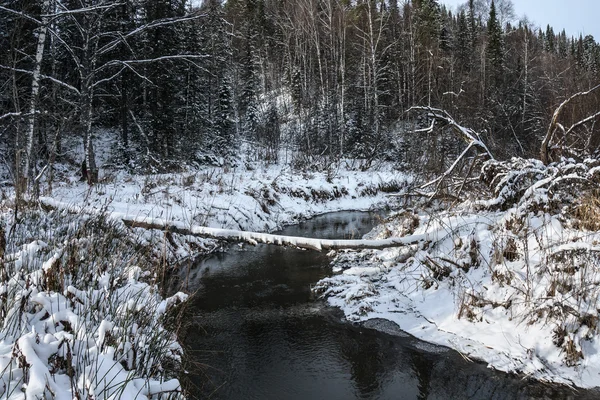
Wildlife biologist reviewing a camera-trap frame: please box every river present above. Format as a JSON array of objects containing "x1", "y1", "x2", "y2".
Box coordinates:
[{"x1": 179, "y1": 211, "x2": 594, "y2": 399}]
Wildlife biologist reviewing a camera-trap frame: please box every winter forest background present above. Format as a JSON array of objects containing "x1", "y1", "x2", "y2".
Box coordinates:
[
  {"x1": 6, "y1": 1, "x2": 600, "y2": 397},
  {"x1": 2, "y1": 0, "x2": 600, "y2": 184}
]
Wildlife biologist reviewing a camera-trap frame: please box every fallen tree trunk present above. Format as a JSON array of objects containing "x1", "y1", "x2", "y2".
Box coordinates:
[
  {"x1": 121, "y1": 215, "x2": 431, "y2": 251},
  {"x1": 40, "y1": 197, "x2": 433, "y2": 251}
]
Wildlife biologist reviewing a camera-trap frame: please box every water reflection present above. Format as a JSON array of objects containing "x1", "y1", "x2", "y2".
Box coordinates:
[{"x1": 181, "y1": 212, "x2": 598, "y2": 400}]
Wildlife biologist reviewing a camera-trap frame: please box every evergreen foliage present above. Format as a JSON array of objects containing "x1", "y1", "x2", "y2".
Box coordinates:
[{"x1": 2, "y1": 0, "x2": 600, "y2": 176}]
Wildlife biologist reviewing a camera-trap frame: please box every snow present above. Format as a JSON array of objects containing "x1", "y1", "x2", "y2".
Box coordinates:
[
  {"x1": 0, "y1": 264, "x2": 188, "y2": 399},
  {"x1": 315, "y1": 167, "x2": 600, "y2": 390},
  {"x1": 37, "y1": 148, "x2": 411, "y2": 262},
  {"x1": 0, "y1": 130, "x2": 412, "y2": 399},
  {"x1": 15, "y1": 128, "x2": 600, "y2": 394},
  {"x1": 46, "y1": 164, "x2": 408, "y2": 232},
  {"x1": 0, "y1": 207, "x2": 190, "y2": 399}
]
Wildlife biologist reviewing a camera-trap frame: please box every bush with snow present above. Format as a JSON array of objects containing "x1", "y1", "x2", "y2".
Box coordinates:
[{"x1": 0, "y1": 209, "x2": 187, "y2": 399}]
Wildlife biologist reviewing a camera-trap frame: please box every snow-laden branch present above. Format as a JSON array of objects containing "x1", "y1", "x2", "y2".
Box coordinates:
[
  {"x1": 420, "y1": 142, "x2": 475, "y2": 190},
  {"x1": 414, "y1": 119, "x2": 435, "y2": 134},
  {"x1": 407, "y1": 106, "x2": 494, "y2": 199},
  {"x1": 407, "y1": 106, "x2": 494, "y2": 160},
  {"x1": 0, "y1": 65, "x2": 80, "y2": 95},
  {"x1": 0, "y1": 112, "x2": 21, "y2": 120},
  {"x1": 0, "y1": 5, "x2": 42, "y2": 24},
  {"x1": 48, "y1": 2, "x2": 121, "y2": 18},
  {"x1": 96, "y1": 13, "x2": 205, "y2": 56},
  {"x1": 91, "y1": 56, "x2": 210, "y2": 87},
  {"x1": 96, "y1": 55, "x2": 209, "y2": 74},
  {"x1": 540, "y1": 84, "x2": 600, "y2": 164}
]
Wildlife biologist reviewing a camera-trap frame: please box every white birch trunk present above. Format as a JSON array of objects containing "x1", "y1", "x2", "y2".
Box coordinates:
[{"x1": 22, "y1": 0, "x2": 51, "y2": 186}]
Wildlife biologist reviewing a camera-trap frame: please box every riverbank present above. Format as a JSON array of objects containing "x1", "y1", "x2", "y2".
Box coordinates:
[
  {"x1": 182, "y1": 211, "x2": 592, "y2": 400},
  {"x1": 44, "y1": 157, "x2": 411, "y2": 263},
  {"x1": 315, "y1": 158, "x2": 600, "y2": 391},
  {"x1": 0, "y1": 153, "x2": 410, "y2": 398}
]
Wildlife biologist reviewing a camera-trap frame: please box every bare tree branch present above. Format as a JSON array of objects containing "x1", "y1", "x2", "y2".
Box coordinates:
[
  {"x1": 0, "y1": 112, "x2": 22, "y2": 120},
  {"x1": 0, "y1": 5, "x2": 42, "y2": 25},
  {"x1": 408, "y1": 106, "x2": 495, "y2": 159},
  {"x1": 540, "y1": 84, "x2": 600, "y2": 164},
  {"x1": 0, "y1": 65, "x2": 80, "y2": 95},
  {"x1": 96, "y1": 13, "x2": 204, "y2": 56}
]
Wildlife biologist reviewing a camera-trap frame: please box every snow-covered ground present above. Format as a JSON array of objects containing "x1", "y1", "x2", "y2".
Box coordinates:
[
  {"x1": 15, "y1": 130, "x2": 600, "y2": 394},
  {"x1": 0, "y1": 132, "x2": 412, "y2": 398},
  {"x1": 48, "y1": 162, "x2": 409, "y2": 232},
  {"x1": 0, "y1": 209, "x2": 188, "y2": 399},
  {"x1": 315, "y1": 158, "x2": 600, "y2": 390}
]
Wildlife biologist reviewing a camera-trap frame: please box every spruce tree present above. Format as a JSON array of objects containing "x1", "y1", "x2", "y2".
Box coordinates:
[
  {"x1": 486, "y1": 0, "x2": 503, "y2": 88},
  {"x1": 545, "y1": 25, "x2": 555, "y2": 53},
  {"x1": 558, "y1": 30, "x2": 568, "y2": 58},
  {"x1": 467, "y1": 0, "x2": 478, "y2": 50},
  {"x1": 455, "y1": 10, "x2": 471, "y2": 70}
]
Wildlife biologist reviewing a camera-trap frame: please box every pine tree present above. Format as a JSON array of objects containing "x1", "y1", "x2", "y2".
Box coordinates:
[
  {"x1": 139, "y1": 0, "x2": 189, "y2": 159},
  {"x1": 467, "y1": 0, "x2": 478, "y2": 50},
  {"x1": 558, "y1": 29, "x2": 568, "y2": 58},
  {"x1": 196, "y1": 0, "x2": 235, "y2": 160},
  {"x1": 414, "y1": 0, "x2": 441, "y2": 50},
  {"x1": 455, "y1": 10, "x2": 471, "y2": 70},
  {"x1": 583, "y1": 35, "x2": 599, "y2": 73}
]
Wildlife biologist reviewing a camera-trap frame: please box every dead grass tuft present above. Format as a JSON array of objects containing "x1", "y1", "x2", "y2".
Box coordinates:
[{"x1": 571, "y1": 191, "x2": 600, "y2": 231}]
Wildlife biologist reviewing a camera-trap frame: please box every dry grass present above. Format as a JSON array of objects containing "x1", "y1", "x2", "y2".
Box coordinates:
[
  {"x1": 571, "y1": 190, "x2": 600, "y2": 231},
  {"x1": 0, "y1": 205, "x2": 189, "y2": 398}
]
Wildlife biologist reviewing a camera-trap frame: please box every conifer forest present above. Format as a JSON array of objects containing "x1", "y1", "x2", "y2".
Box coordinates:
[{"x1": 3, "y1": 0, "x2": 600, "y2": 179}]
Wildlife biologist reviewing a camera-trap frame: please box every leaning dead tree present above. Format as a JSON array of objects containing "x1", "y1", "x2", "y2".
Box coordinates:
[
  {"x1": 540, "y1": 84, "x2": 600, "y2": 164},
  {"x1": 407, "y1": 106, "x2": 494, "y2": 199}
]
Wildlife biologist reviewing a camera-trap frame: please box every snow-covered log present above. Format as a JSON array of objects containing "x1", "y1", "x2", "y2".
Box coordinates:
[
  {"x1": 39, "y1": 197, "x2": 431, "y2": 251},
  {"x1": 120, "y1": 214, "x2": 432, "y2": 251}
]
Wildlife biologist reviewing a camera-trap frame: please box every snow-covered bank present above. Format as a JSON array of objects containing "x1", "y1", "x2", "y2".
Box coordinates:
[
  {"x1": 0, "y1": 209, "x2": 187, "y2": 399},
  {"x1": 49, "y1": 162, "x2": 410, "y2": 232},
  {"x1": 315, "y1": 158, "x2": 600, "y2": 390},
  {"x1": 0, "y1": 150, "x2": 411, "y2": 398},
  {"x1": 41, "y1": 161, "x2": 411, "y2": 264}
]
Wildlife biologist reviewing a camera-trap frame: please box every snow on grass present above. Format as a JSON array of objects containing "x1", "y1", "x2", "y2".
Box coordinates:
[
  {"x1": 45, "y1": 158, "x2": 411, "y2": 235},
  {"x1": 315, "y1": 158, "x2": 600, "y2": 389},
  {"x1": 0, "y1": 209, "x2": 187, "y2": 399}
]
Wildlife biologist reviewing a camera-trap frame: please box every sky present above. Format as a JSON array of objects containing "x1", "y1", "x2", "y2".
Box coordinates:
[{"x1": 441, "y1": 0, "x2": 600, "y2": 40}]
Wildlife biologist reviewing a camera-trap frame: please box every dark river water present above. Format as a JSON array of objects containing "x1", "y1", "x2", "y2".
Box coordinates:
[{"x1": 180, "y1": 212, "x2": 597, "y2": 400}]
